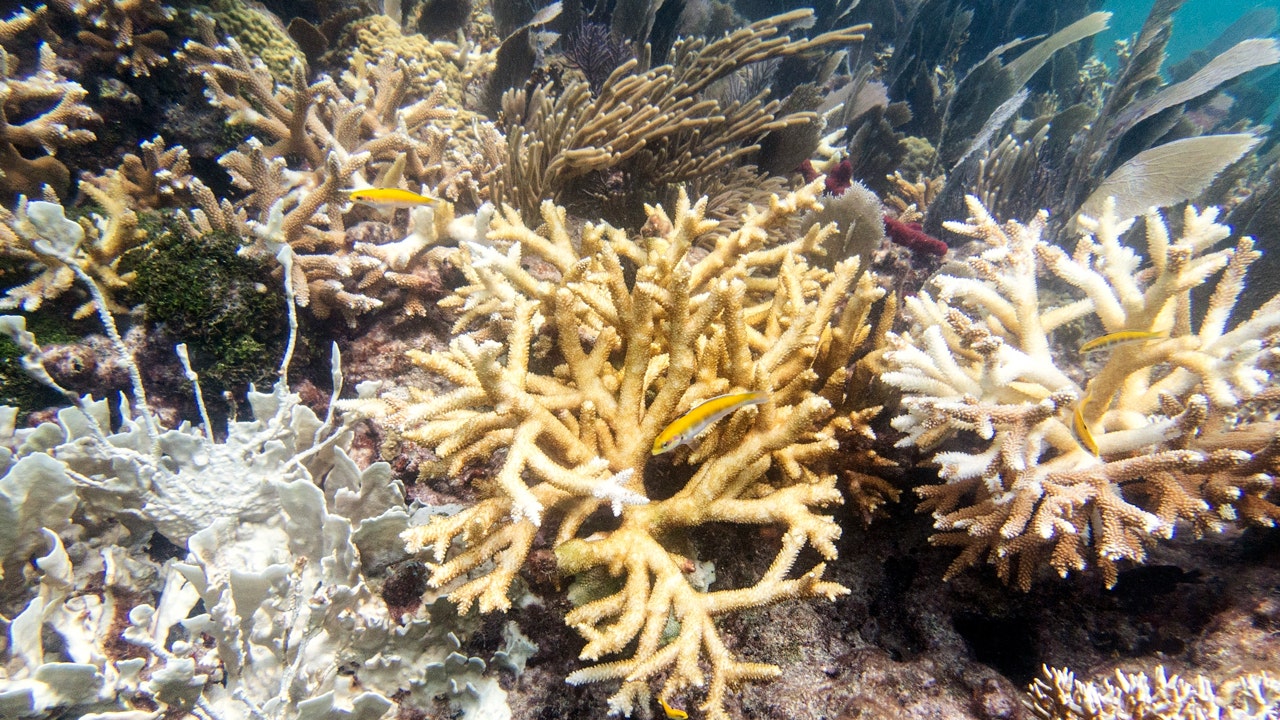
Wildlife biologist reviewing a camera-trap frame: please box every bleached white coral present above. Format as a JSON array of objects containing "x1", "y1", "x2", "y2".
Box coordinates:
[
  {"x1": 882, "y1": 196, "x2": 1280, "y2": 588},
  {"x1": 0, "y1": 318, "x2": 527, "y2": 719},
  {"x1": 0, "y1": 131, "x2": 533, "y2": 714}
]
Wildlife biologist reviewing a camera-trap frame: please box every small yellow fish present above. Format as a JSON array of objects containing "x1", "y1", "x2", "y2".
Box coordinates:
[
  {"x1": 652, "y1": 390, "x2": 768, "y2": 455},
  {"x1": 346, "y1": 187, "x2": 439, "y2": 209},
  {"x1": 658, "y1": 697, "x2": 689, "y2": 719},
  {"x1": 1073, "y1": 396, "x2": 1099, "y2": 456},
  {"x1": 1079, "y1": 330, "x2": 1166, "y2": 354}
]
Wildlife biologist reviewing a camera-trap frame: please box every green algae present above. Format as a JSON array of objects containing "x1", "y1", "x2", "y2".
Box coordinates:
[{"x1": 129, "y1": 214, "x2": 285, "y2": 392}]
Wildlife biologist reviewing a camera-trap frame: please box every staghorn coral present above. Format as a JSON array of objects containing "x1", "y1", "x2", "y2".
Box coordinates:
[
  {"x1": 0, "y1": 43, "x2": 99, "y2": 200},
  {"x1": 180, "y1": 35, "x2": 492, "y2": 322},
  {"x1": 81, "y1": 135, "x2": 197, "y2": 210},
  {"x1": 1028, "y1": 665, "x2": 1280, "y2": 720},
  {"x1": 340, "y1": 180, "x2": 892, "y2": 719},
  {"x1": 1, "y1": 189, "x2": 144, "y2": 318},
  {"x1": 48, "y1": 0, "x2": 176, "y2": 76},
  {"x1": 0, "y1": 7, "x2": 43, "y2": 47},
  {"x1": 679, "y1": 163, "x2": 790, "y2": 238},
  {"x1": 881, "y1": 195, "x2": 1280, "y2": 589},
  {"x1": 884, "y1": 170, "x2": 944, "y2": 223},
  {"x1": 497, "y1": 9, "x2": 870, "y2": 222}
]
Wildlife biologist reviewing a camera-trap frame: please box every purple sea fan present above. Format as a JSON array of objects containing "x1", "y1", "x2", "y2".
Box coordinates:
[{"x1": 563, "y1": 21, "x2": 634, "y2": 94}]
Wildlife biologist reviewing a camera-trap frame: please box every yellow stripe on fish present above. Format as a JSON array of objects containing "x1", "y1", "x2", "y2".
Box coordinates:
[
  {"x1": 1073, "y1": 395, "x2": 1099, "y2": 456},
  {"x1": 346, "y1": 187, "x2": 439, "y2": 209},
  {"x1": 652, "y1": 390, "x2": 768, "y2": 456},
  {"x1": 658, "y1": 698, "x2": 689, "y2": 719},
  {"x1": 1079, "y1": 330, "x2": 1166, "y2": 354}
]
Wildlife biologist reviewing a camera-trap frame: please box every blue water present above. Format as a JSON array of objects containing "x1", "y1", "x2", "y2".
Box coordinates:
[{"x1": 1103, "y1": 0, "x2": 1280, "y2": 66}]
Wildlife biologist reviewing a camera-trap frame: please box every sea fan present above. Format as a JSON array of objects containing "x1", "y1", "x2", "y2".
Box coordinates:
[{"x1": 563, "y1": 21, "x2": 634, "y2": 94}]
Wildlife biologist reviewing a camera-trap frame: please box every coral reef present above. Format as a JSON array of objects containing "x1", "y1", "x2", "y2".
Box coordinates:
[
  {"x1": 341, "y1": 180, "x2": 892, "y2": 718},
  {"x1": 882, "y1": 195, "x2": 1280, "y2": 588},
  {"x1": 2, "y1": 2, "x2": 1280, "y2": 718},
  {"x1": 330, "y1": 13, "x2": 464, "y2": 103},
  {"x1": 497, "y1": 10, "x2": 870, "y2": 222},
  {"x1": 0, "y1": 233, "x2": 528, "y2": 718},
  {"x1": 1029, "y1": 665, "x2": 1280, "y2": 719},
  {"x1": 204, "y1": 0, "x2": 303, "y2": 81},
  {"x1": 1, "y1": 191, "x2": 143, "y2": 318},
  {"x1": 0, "y1": 44, "x2": 99, "y2": 199},
  {"x1": 178, "y1": 32, "x2": 491, "y2": 323},
  {"x1": 50, "y1": 0, "x2": 176, "y2": 76}
]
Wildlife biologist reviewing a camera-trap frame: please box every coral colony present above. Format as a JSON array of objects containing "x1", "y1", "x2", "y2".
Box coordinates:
[{"x1": 1, "y1": 1, "x2": 1279, "y2": 720}]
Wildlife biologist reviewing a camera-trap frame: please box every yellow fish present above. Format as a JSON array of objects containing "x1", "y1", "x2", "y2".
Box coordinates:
[
  {"x1": 1073, "y1": 396, "x2": 1099, "y2": 456},
  {"x1": 346, "y1": 187, "x2": 439, "y2": 209},
  {"x1": 652, "y1": 391, "x2": 768, "y2": 455},
  {"x1": 658, "y1": 697, "x2": 689, "y2": 719},
  {"x1": 1079, "y1": 330, "x2": 1166, "y2": 354}
]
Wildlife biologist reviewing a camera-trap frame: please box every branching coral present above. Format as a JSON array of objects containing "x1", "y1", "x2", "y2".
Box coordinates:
[
  {"x1": 497, "y1": 9, "x2": 870, "y2": 220},
  {"x1": 179, "y1": 35, "x2": 489, "y2": 322},
  {"x1": 180, "y1": 35, "x2": 442, "y2": 189},
  {"x1": 0, "y1": 6, "x2": 43, "y2": 46},
  {"x1": 882, "y1": 196, "x2": 1280, "y2": 588},
  {"x1": 49, "y1": 0, "x2": 176, "y2": 76},
  {"x1": 0, "y1": 44, "x2": 99, "y2": 199},
  {"x1": 82, "y1": 135, "x2": 197, "y2": 210},
  {"x1": 1, "y1": 190, "x2": 144, "y2": 317},
  {"x1": 1029, "y1": 665, "x2": 1280, "y2": 720},
  {"x1": 341, "y1": 180, "x2": 891, "y2": 718}
]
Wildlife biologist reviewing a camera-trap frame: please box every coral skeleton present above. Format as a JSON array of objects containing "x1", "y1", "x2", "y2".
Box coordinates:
[
  {"x1": 341, "y1": 179, "x2": 891, "y2": 719},
  {"x1": 0, "y1": 230, "x2": 527, "y2": 718},
  {"x1": 882, "y1": 195, "x2": 1280, "y2": 588}
]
